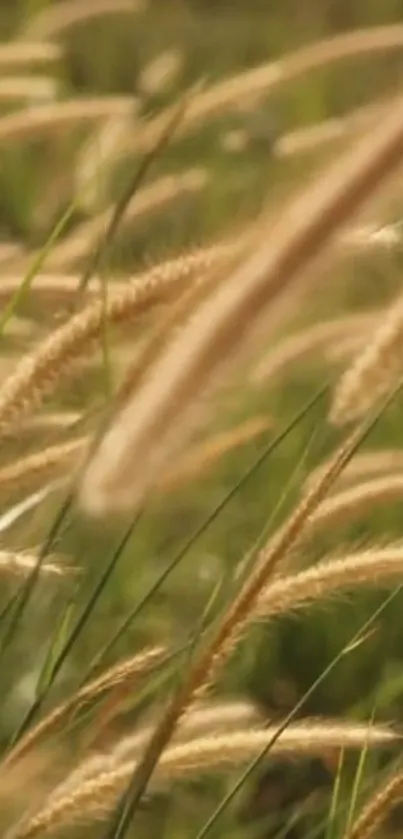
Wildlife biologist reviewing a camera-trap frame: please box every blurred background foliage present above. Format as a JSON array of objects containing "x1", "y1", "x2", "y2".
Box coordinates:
[{"x1": 1, "y1": 1, "x2": 403, "y2": 837}]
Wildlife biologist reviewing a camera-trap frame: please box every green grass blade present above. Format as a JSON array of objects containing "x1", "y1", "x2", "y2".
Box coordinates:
[
  {"x1": 84, "y1": 381, "x2": 329, "y2": 681},
  {"x1": 0, "y1": 491, "x2": 74, "y2": 662},
  {"x1": 326, "y1": 749, "x2": 345, "y2": 839},
  {"x1": 99, "y1": 383, "x2": 331, "y2": 839},
  {"x1": 344, "y1": 702, "x2": 378, "y2": 836},
  {"x1": 193, "y1": 585, "x2": 403, "y2": 839},
  {"x1": 8, "y1": 508, "x2": 143, "y2": 747},
  {"x1": 0, "y1": 203, "x2": 75, "y2": 335}
]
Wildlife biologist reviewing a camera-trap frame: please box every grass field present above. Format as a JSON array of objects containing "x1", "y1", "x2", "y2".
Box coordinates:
[{"x1": 2, "y1": 2, "x2": 403, "y2": 839}]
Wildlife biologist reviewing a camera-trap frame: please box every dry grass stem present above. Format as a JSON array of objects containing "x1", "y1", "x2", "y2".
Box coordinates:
[
  {"x1": 18, "y1": 412, "x2": 82, "y2": 433},
  {"x1": 0, "y1": 77, "x2": 56, "y2": 103},
  {"x1": 331, "y1": 290, "x2": 403, "y2": 425},
  {"x1": 0, "y1": 550, "x2": 74, "y2": 579},
  {"x1": 251, "y1": 313, "x2": 378, "y2": 384},
  {"x1": 156, "y1": 416, "x2": 271, "y2": 491},
  {"x1": 0, "y1": 439, "x2": 87, "y2": 492},
  {"x1": 81, "y1": 94, "x2": 403, "y2": 515},
  {"x1": 15, "y1": 721, "x2": 398, "y2": 839},
  {"x1": 0, "y1": 42, "x2": 61, "y2": 69},
  {"x1": 75, "y1": 114, "x2": 135, "y2": 213},
  {"x1": 258, "y1": 546, "x2": 403, "y2": 619},
  {"x1": 60, "y1": 700, "x2": 263, "y2": 791},
  {"x1": 0, "y1": 416, "x2": 268, "y2": 498},
  {"x1": 131, "y1": 25, "x2": 403, "y2": 155},
  {"x1": 306, "y1": 475, "x2": 403, "y2": 537},
  {"x1": 0, "y1": 240, "x2": 239, "y2": 435},
  {"x1": 0, "y1": 273, "x2": 130, "y2": 303},
  {"x1": 306, "y1": 448, "x2": 403, "y2": 492},
  {"x1": 47, "y1": 169, "x2": 208, "y2": 270},
  {"x1": 343, "y1": 764, "x2": 403, "y2": 839},
  {"x1": 5, "y1": 646, "x2": 165, "y2": 769},
  {"x1": 83, "y1": 422, "x2": 377, "y2": 811},
  {"x1": 138, "y1": 50, "x2": 183, "y2": 97},
  {"x1": 22, "y1": 0, "x2": 145, "y2": 39},
  {"x1": 274, "y1": 97, "x2": 387, "y2": 159},
  {"x1": 0, "y1": 98, "x2": 135, "y2": 146}
]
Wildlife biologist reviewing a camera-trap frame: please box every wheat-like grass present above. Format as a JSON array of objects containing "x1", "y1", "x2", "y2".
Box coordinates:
[
  {"x1": 0, "y1": 439, "x2": 87, "y2": 492},
  {"x1": 274, "y1": 97, "x2": 386, "y2": 160},
  {"x1": 21, "y1": 0, "x2": 145, "y2": 40},
  {"x1": 58, "y1": 699, "x2": 263, "y2": 791},
  {"x1": 138, "y1": 50, "x2": 183, "y2": 98},
  {"x1": 130, "y1": 25, "x2": 403, "y2": 155},
  {"x1": 324, "y1": 333, "x2": 370, "y2": 364},
  {"x1": 0, "y1": 77, "x2": 56, "y2": 104},
  {"x1": 0, "y1": 272, "x2": 132, "y2": 303},
  {"x1": 331, "y1": 290, "x2": 403, "y2": 425},
  {"x1": 306, "y1": 475, "x2": 403, "y2": 538},
  {"x1": 47, "y1": 169, "x2": 208, "y2": 270},
  {"x1": 251, "y1": 313, "x2": 378, "y2": 384},
  {"x1": 18, "y1": 412, "x2": 82, "y2": 433},
  {"x1": 0, "y1": 550, "x2": 74, "y2": 579},
  {"x1": 343, "y1": 763, "x2": 403, "y2": 839},
  {"x1": 258, "y1": 546, "x2": 403, "y2": 619},
  {"x1": 0, "y1": 240, "x2": 239, "y2": 435},
  {"x1": 80, "y1": 94, "x2": 403, "y2": 515},
  {"x1": 0, "y1": 98, "x2": 135, "y2": 146},
  {"x1": 0, "y1": 42, "x2": 61, "y2": 69},
  {"x1": 74, "y1": 113, "x2": 135, "y2": 213},
  {"x1": 4, "y1": 646, "x2": 165, "y2": 769},
  {"x1": 306, "y1": 449, "x2": 403, "y2": 493},
  {"x1": 14, "y1": 721, "x2": 398, "y2": 839},
  {"x1": 82, "y1": 421, "x2": 380, "y2": 813},
  {"x1": 155, "y1": 416, "x2": 271, "y2": 491},
  {"x1": 0, "y1": 416, "x2": 268, "y2": 498}
]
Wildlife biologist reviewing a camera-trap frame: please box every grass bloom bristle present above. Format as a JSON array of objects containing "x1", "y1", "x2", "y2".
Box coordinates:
[
  {"x1": 5, "y1": 646, "x2": 165, "y2": 768},
  {"x1": 81, "y1": 95, "x2": 403, "y2": 515},
  {"x1": 0, "y1": 239, "x2": 238, "y2": 436},
  {"x1": 331, "y1": 290, "x2": 403, "y2": 425},
  {"x1": 258, "y1": 546, "x2": 403, "y2": 618},
  {"x1": 14, "y1": 721, "x2": 398, "y2": 839}
]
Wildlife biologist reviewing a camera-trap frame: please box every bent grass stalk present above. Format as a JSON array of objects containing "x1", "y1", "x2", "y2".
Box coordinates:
[
  {"x1": 0, "y1": 239, "x2": 239, "y2": 435},
  {"x1": 13, "y1": 722, "x2": 399, "y2": 839},
  {"x1": 306, "y1": 474, "x2": 403, "y2": 538},
  {"x1": 0, "y1": 42, "x2": 61, "y2": 69},
  {"x1": 0, "y1": 98, "x2": 136, "y2": 146},
  {"x1": 94, "y1": 417, "x2": 385, "y2": 831},
  {"x1": 305, "y1": 448, "x2": 403, "y2": 492},
  {"x1": 0, "y1": 439, "x2": 87, "y2": 493},
  {"x1": 331, "y1": 290, "x2": 403, "y2": 425},
  {"x1": 257, "y1": 546, "x2": 403, "y2": 619},
  {"x1": 80, "y1": 94, "x2": 403, "y2": 515},
  {"x1": 46, "y1": 169, "x2": 208, "y2": 270},
  {"x1": 343, "y1": 760, "x2": 403, "y2": 839},
  {"x1": 0, "y1": 416, "x2": 269, "y2": 500},
  {"x1": 0, "y1": 550, "x2": 74, "y2": 579},
  {"x1": 130, "y1": 24, "x2": 403, "y2": 155},
  {"x1": 3, "y1": 646, "x2": 165, "y2": 769},
  {"x1": 55, "y1": 700, "x2": 263, "y2": 794},
  {"x1": 0, "y1": 77, "x2": 56, "y2": 103},
  {"x1": 251, "y1": 313, "x2": 378, "y2": 384}
]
